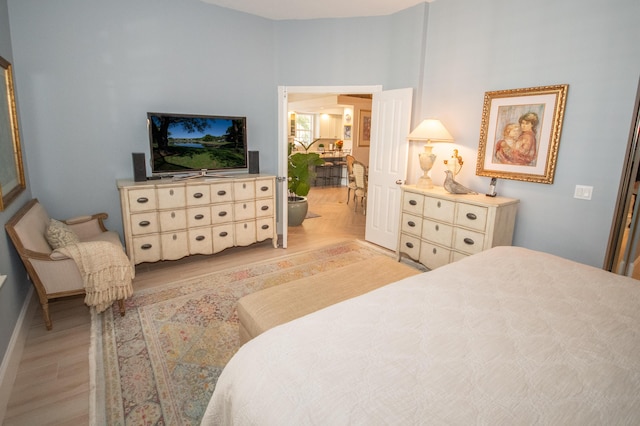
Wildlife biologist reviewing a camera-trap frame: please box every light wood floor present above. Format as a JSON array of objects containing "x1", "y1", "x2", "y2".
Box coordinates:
[{"x1": 3, "y1": 186, "x2": 368, "y2": 425}]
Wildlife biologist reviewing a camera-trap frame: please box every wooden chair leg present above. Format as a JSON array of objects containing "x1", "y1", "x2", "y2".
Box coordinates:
[
  {"x1": 118, "y1": 299, "x2": 126, "y2": 316},
  {"x1": 41, "y1": 301, "x2": 52, "y2": 331}
]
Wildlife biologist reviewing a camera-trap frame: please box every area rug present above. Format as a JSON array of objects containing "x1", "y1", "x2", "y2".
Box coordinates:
[
  {"x1": 305, "y1": 211, "x2": 320, "y2": 218},
  {"x1": 90, "y1": 240, "x2": 422, "y2": 425}
]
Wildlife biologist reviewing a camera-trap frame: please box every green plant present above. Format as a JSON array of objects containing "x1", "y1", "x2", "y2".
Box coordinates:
[{"x1": 288, "y1": 152, "x2": 324, "y2": 199}]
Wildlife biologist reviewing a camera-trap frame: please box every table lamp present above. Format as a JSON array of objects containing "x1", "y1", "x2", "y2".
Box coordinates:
[{"x1": 407, "y1": 119, "x2": 454, "y2": 188}]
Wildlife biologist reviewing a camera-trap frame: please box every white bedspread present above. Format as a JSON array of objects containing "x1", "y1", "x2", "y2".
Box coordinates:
[{"x1": 202, "y1": 246, "x2": 640, "y2": 425}]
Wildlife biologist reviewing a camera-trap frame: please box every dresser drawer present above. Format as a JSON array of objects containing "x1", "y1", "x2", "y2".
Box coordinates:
[
  {"x1": 210, "y1": 182, "x2": 233, "y2": 203},
  {"x1": 256, "y1": 179, "x2": 274, "y2": 198},
  {"x1": 157, "y1": 186, "x2": 185, "y2": 209},
  {"x1": 402, "y1": 193, "x2": 424, "y2": 215},
  {"x1": 211, "y1": 205, "x2": 233, "y2": 224},
  {"x1": 401, "y1": 213, "x2": 423, "y2": 237},
  {"x1": 212, "y1": 224, "x2": 234, "y2": 253},
  {"x1": 234, "y1": 180, "x2": 256, "y2": 201},
  {"x1": 161, "y1": 231, "x2": 189, "y2": 260},
  {"x1": 187, "y1": 206, "x2": 211, "y2": 227},
  {"x1": 420, "y1": 241, "x2": 451, "y2": 270},
  {"x1": 398, "y1": 233, "x2": 421, "y2": 260},
  {"x1": 130, "y1": 212, "x2": 159, "y2": 235},
  {"x1": 424, "y1": 196, "x2": 455, "y2": 223},
  {"x1": 422, "y1": 219, "x2": 453, "y2": 247},
  {"x1": 256, "y1": 199, "x2": 274, "y2": 218},
  {"x1": 128, "y1": 189, "x2": 157, "y2": 213},
  {"x1": 455, "y1": 204, "x2": 488, "y2": 232},
  {"x1": 188, "y1": 227, "x2": 213, "y2": 255},
  {"x1": 235, "y1": 221, "x2": 257, "y2": 246},
  {"x1": 234, "y1": 201, "x2": 256, "y2": 221},
  {"x1": 131, "y1": 234, "x2": 161, "y2": 263},
  {"x1": 158, "y1": 209, "x2": 187, "y2": 232},
  {"x1": 186, "y1": 185, "x2": 211, "y2": 206},
  {"x1": 453, "y1": 229, "x2": 486, "y2": 255},
  {"x1": 256, "y1": 217, "x2": 274, "y2": 242}
]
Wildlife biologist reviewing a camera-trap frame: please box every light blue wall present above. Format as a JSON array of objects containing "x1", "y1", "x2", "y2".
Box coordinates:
[
  {"x1": 417, "y1": 0, "x2": 640, "y2": 266},
  {"x1": 0, "y1": 0, "x2": 33, "y2": 367}
]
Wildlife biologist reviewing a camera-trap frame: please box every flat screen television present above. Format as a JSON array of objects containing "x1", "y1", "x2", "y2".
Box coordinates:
[{"x1": 147, "y1": 112, "x2": 248, "y2": 177}]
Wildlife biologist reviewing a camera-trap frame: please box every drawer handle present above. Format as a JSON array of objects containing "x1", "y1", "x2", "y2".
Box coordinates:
[
  {"x1": 194, "y1": 214, "x2": 204, "y2": 220},
  {"x1": 466, "y1": 213, "x2": 477, "y2": 220},
  {"x1": 244, "y1": 223, "x2": 248, "y2": 229},
  {"x1": 260, "y1": 186, "x2": 269, "y2": 192},
  {"x1": 171, "y1": 212, "x2": 175, "y2": 218},
  {"x1": 408, "y1": 221, "x2": 415, "y2": 227},
  {"x1": 172, "y1": 234, "x2": 177, "y2": 240},
  {"x1": 141, "y1": 243, "x2": 152, "y2": 250},
  {"x1": 261, "y1": 205, "x2": 269, "y2": 211},
  {"x1": 219, "y1": 211, "x2": 227, "y2": 217},
  {"x1": 261, "y1": 224, "x2": 269, "y2": 230},
  {"x1": 464, "y1": 237, "x2": 475, "y2": 245},
  {"x1": 435, "y1": 224, "x2": 439, "y2": 231},
  {"x1": 243, "y1": 203, "x2": 247, "y2": 209},
  {"x1": 170, "y1": 189, "x2": 174, "y2": 196},
  {"x1": 243, "y1": 183, "x2": 246, "y2": 189},
  {"x1": 219, "y1": 231, "x2": 228, "y2": 237},
  {"x1": 139, "y1": 220, "x2": 150, "y2": 227},
  {"x1": 194, "y1": 192, "x2": 203, "y2": 199},
  {"x1": 217, "y1": 190, "x2": 227, "y2": 196},
  {"x1": 195, "y1": 235, "x2": 205, "y2": 241},
  {"x1": 433, "y1": 247, "x2": 437, "y2": 254},
  {"x1": 437, "y1": 201, "x2": 441, "y2": 208},
  {"x1": 405, "y1": 242, "x2": 414, "y2": 249},
  {"x1": 409, "y1": 199, "x2": 417, "y2": 206},
  {"x1": 136, "y1": 197, "x2": 149, "y2": 204}
]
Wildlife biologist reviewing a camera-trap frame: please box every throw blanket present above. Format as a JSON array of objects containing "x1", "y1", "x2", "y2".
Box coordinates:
[{"x1": 56, "y1": 241, "x2": 134, "y2": 312}]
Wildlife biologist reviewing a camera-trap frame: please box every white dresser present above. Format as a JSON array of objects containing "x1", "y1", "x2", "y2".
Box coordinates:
[
  {"x1": 397, "y1": 185, "x2": 519, "y2": 270},
  {"x1": 117, "y1": 175, "x2": 277, "y2": 265}
]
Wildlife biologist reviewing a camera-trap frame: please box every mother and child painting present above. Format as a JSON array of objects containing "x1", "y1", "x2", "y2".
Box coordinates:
[{"x1": 493, "y1": 108, "x2": 542, "y2": 167}]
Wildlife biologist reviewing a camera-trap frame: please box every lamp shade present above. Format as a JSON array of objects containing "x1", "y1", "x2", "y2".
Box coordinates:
[{"x1": 407, "y1": 119, "x2": 454, "y2": 142}]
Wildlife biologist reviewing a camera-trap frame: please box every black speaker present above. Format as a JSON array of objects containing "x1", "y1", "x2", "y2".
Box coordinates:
[
  {"x1": 132, "y1": 152, "x2": 147, "y2": 182},
  {"x1": 248, "y1": 151, "x2": 260, "y2": 174}
]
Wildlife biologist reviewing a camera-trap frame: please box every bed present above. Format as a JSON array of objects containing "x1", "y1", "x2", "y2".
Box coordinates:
[{"x1": 201, "y1": 246, "x2": 640, "y2": 425}]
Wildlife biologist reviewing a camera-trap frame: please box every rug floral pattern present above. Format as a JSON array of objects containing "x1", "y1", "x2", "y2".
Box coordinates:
[{"x1": 94, "y1": 241, "x2": 389, "y2": 425}]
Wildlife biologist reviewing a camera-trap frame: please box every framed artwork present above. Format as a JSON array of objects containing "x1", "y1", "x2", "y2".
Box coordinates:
[
  {"x1": 358, "y1": 110, "x2": 371, "y2": 147},
  {"x1": 476, "y1": 84, "x2": 568, "y2": 184},
  {"x1": 0, "y1": 55, "x2": 26, "y2": 211},
  {"x1": 344, "y1": 125, "x2": 352, "y2": 140}
]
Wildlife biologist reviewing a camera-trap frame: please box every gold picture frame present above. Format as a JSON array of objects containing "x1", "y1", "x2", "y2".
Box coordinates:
[
  {"x1": 0, "y1": 55, "x2": 26, "y2": 210},
  {"x1": 476, "y1": 84, "x2": 568, "y2": 184},
  {"x1": 358, "y1": 110, "x2": 371, "y2": 147}
]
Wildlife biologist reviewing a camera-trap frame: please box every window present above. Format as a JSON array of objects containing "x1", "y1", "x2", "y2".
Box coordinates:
[{"x1": 295, "y1": 113, "x2": 313, "y2": 149}]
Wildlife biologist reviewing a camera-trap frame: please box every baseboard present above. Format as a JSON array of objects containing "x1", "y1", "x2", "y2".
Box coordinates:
[{"x1": 0, "y1": 288, "x2": 36, "y2": 423}]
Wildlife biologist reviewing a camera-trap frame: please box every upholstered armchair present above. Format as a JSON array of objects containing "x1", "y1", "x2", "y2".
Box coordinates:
[{"x1": 5, "y1": 198, "x2": 127, "y2": 330}]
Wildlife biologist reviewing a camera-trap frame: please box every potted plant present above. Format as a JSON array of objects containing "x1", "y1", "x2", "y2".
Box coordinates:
[{"x1": 288, "y1": 140, "x2": 325, "y2": 226}]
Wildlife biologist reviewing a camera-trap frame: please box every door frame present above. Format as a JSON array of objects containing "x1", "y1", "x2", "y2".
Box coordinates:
[{"x1": 278, "y1": 85, "x2": 383, "y2": 248}]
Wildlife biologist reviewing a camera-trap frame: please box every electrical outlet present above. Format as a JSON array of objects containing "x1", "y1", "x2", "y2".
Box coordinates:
[{"x1": 574, "y1": 185, "x2": 593, "y2": 200}]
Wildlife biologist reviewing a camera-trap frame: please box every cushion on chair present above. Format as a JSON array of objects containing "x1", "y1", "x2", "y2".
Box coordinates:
[{"x1": 45, "y1": 219, "x2": 80, "y2": 249}]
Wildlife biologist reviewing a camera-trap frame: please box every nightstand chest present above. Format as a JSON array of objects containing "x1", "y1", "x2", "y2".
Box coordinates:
[{"x1": 397, "y1": 185, "x2": 519, "y2": 269}]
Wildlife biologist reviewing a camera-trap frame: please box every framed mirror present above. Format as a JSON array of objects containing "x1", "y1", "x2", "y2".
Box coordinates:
[{"x1": 0, "y1": 55, "x2": 25, "y2": 210}]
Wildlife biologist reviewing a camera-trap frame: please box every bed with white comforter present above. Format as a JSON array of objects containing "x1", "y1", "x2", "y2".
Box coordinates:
[{"x1": 202, "y1": 246, "x2": 640, "y2": 425}]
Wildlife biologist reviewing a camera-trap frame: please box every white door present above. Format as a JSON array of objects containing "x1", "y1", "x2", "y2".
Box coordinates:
[{"x1": 364, "y1": 88, "x2": 413, "y2": 250}]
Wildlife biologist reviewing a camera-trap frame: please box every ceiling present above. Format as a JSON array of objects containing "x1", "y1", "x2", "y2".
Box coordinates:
[{"x1": 199, "y1": 0, "x2": 432, "y2": 20}]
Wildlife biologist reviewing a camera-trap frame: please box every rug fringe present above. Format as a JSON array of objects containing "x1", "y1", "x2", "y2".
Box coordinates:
[{"x1": 89, "y1": 307, "x2": 105, "y2": 426}]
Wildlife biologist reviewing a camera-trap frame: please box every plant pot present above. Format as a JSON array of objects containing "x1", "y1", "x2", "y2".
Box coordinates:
[{"x1": 288, "y1": 196, "x2": 308, "y2": 226}]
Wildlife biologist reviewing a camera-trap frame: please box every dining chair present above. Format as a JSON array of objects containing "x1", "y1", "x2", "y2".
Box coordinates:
[
  {"x1": 344, "y1": 155, "x2": 357, "y2": 203},
  {"x1": 352, "y1": 161, "x2": 367, "y2": 215}
]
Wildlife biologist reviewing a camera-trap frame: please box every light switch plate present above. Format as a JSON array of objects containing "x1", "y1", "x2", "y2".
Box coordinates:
[{"x1": 574, "y1": 185, "x2": 593, "y2": 200}]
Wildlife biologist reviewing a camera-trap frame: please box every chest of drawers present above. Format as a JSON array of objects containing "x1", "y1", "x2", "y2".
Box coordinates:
[
  {"x1": 117, "y1": 175, "x2": 277, "y2": 266},
  {"x1": 397, "y1": 185, "x2": 518, "y2": 269}
]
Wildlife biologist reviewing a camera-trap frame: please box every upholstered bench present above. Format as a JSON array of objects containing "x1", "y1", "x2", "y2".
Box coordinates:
[{"x1": 237, "y1": 255, "x2": 420, "y2": 344}]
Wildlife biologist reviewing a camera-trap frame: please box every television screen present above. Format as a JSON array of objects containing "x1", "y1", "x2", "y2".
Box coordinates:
[{"x1": 147, "y1": 112, "x2": 248, "y2": 176}]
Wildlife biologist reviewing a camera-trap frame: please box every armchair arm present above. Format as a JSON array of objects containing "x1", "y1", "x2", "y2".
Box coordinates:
[{"x1": 64, "y1": 212, "x2": 109, "y2": 239}]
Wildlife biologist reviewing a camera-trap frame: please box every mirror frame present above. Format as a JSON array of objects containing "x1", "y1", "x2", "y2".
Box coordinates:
[{"x1": 0, "y1": 55, "x2": 25, "y2": 211}]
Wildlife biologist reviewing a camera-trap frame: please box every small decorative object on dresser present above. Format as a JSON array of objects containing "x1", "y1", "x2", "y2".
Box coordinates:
[
  {"x1": 117, "y1": 175, "x2": 277, "y2": 266},
  {"x1": 397, "y1": 185, "x2": 518, "y2": 270},
  {"x1": 443, "y1": 170, "x2": 477, "y2": 194}
]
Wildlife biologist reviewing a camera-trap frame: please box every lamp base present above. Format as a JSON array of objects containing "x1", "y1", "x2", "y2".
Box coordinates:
[{"x1": 416, "y1": 176, "x2": 434, "y2": 189}]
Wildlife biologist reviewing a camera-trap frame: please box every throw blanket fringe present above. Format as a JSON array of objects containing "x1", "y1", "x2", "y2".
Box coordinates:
[{"x1": 56, "y1": 241, "x2": 134, "y2": 313}]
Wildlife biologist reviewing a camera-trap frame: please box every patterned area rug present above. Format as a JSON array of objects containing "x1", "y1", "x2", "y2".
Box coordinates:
[{"x1": 90, "y1": 240, "x2": 420, "y2": 425}]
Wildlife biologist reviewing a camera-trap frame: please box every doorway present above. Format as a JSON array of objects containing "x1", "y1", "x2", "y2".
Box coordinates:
[{"x1": 605, "y1": 77, "x2": 640, "y2": 278}]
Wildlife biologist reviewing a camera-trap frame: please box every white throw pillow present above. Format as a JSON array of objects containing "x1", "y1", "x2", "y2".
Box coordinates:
[{"x1": 45, "y1": 219, "x2": 80, "y2": 249}]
